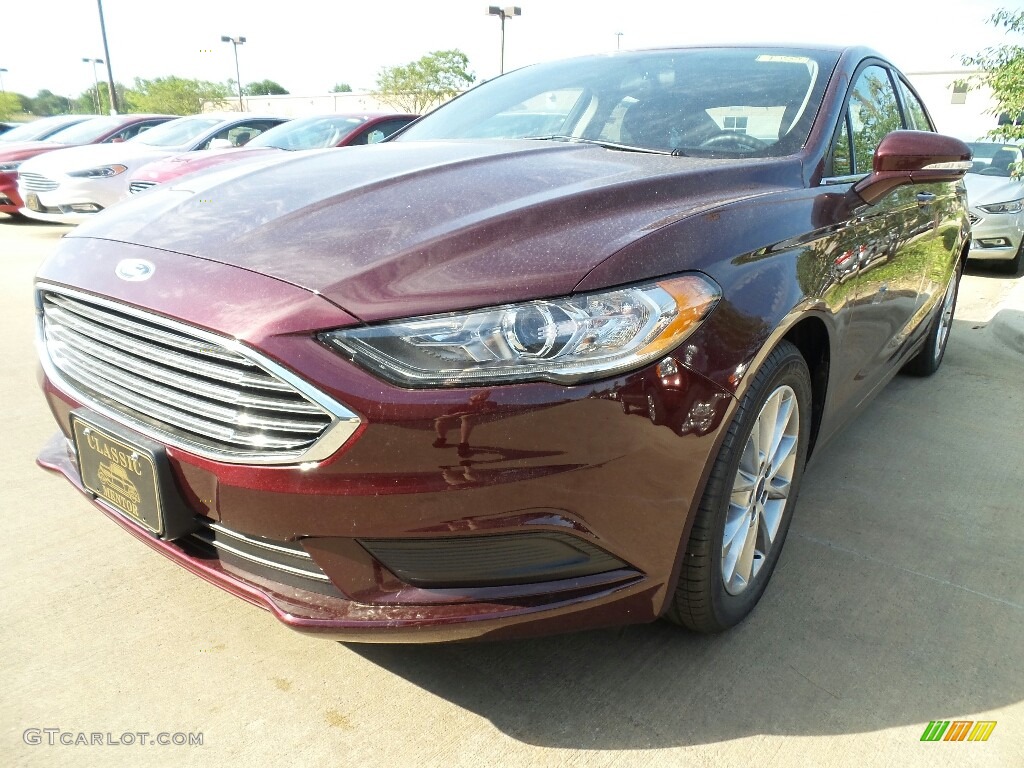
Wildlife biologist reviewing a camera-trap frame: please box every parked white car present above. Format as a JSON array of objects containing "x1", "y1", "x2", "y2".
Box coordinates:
[
  {"x1": 17, "y1": 113, "x2": 288, "y2": 224},
  {"x1": 965, "y1": 141, "x2": 1024, "y2": 273}
]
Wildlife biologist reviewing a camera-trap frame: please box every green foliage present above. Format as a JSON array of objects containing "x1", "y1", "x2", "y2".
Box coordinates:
[
  {"x1": 962, "y1": 7, "x2": 1024, "y2": 142},
  {"x1": 244, "y1": 79, "x2": 289, "y2": 96},
  {"x1": 27, "y1": 89, "x2": 73, "y2": 116},
  {"x1": 0, "y1": 92, "x2": 21, "y2": 120},
  {"x1": 73, "y1": 82, "x2": 130, "y2": 115},
  {"x1": 331, "y1": 83, "x2": 353, "y2": 93},
  {"x1": 125, "y1": 76, "x2": 232, "y2": 115},
  {"x1": 375, "y1": 50, "x2": 475, "y2": 113}
]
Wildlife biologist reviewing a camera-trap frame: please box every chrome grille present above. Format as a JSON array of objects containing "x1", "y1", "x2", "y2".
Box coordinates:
[
  {"x1": 129, "y1": 181, "x2": 158, "y2": 194},
  {"x1": 968, "y1": 213, "x2": 981, "y2": 226},
  {"x1": 20, "y1": 172, "x2": 59, "y2": 192},
  {"x1": 40, "y1": 287, "x2": 360, "y2": 464}
]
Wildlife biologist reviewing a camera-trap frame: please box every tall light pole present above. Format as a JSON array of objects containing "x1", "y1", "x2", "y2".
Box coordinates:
[
  {"x1": 82, "y1": 58, "x2": 104, "y2": 113},
  {"x1": 487, "y1": 6, "x2": 521, "y2": 75},
  {"x1": 95, "y1": 0, "x2": 118, "y2": 113},
  {"x1": 221, "y1": 36, "x2": 247, "y2": 111},
  {"x1": 0, "y1": 68, "x2": 7, "y2": 94},
  {"x1": 615, "y1": 32, "x2": 623, "y2": 50}
]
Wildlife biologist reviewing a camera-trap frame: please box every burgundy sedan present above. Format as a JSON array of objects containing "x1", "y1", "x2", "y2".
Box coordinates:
[
  {"x1": 35, "y1": 45, "x2": 970, "y2": 641},
  {"x1": 126, "y1": 113, "x2": 417, "y2": 194},
  {"x1": 1, "y1": 114, "x2": 172, "y2": 217}
]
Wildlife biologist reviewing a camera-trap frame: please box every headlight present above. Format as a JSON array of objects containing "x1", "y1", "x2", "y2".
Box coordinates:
[
  {"x1": 320, "y1": 275, "x2": 721, "y2": 387},
  {"x1": 67, "y1": 164, "x2": 128, "y2": 179},
  {"x1": 0, "y1": 161, "x2": 21, "y2": 172},
  {"x1": 979, "y1": 199, "x2": 1024, "y2": 214}
]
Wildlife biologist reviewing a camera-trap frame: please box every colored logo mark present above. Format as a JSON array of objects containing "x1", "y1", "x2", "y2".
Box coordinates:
[{"x1": 920, "y1": 720, "x2": 997, "y2": 742}]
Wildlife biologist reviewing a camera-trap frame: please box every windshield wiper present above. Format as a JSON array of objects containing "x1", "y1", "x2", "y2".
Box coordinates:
[{"x1": 523, "y1": 135, "x2": 673, "y2": 155}]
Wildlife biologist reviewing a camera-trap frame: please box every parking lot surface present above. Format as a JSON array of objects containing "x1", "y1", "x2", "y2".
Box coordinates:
[{"x1": 1, "y1": 216, "x2": 1021, "y2": 768}]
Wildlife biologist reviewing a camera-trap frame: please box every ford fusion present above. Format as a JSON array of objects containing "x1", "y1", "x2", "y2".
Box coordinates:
[{"x1": 35, "y1": 46, "x2": 971, "y2": 641}]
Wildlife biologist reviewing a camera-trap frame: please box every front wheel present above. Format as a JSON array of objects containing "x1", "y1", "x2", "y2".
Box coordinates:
[
  {"x1": 666, "y1": 340, "x2": 811, "y2": 633},
  {"x1": 903, "y1": 260, "x2": 961, "y2": 377}
]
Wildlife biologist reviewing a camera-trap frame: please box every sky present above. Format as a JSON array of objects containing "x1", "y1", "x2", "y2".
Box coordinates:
[{"x1": 1, "y1": 0, "x2": 1018, "y2": 99}]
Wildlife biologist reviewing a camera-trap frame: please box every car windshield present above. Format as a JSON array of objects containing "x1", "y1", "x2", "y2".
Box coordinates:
[
  {"x1": 44, "y1": 116, "x2": 129, "y2": 145},
  {"x1": 0, "y1": 117, "x2": 84, "y2": 143},
  {"x1": 397, "y1": 48, "x2": 840, "y2": 157},
  {"x1": 248, "y1": 115, "x2": 367, "y2": 150},
  {"x1": 966, "y1": 142, "x2": 1022, "y2": 177},
  {"x1": 130, "y1": 116, "x2": 222, "y2": 147}
]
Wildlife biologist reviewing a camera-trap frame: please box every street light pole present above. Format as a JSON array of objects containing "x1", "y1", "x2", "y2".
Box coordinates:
[
  {"x1": 95, "y1": 0, "x2": 118, "y2": 113},
  {"x1": 221, "y1": 36, "x2": 247, "y2": 111},
  {"x1": 82, "y1": 58, "x2": 104, "y2": 113},
  {"x1": 487, "y1": 6, "x2": 521, "y2": 75},
  {"x1": 615, "y1": 32, "x2": 623, "y2": 50}
]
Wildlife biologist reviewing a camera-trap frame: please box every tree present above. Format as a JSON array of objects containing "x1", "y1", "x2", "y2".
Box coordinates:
[
  {"x1": 962, "y1": 8, "x2": 1024, "y2": 142},
  {"x1": 27, "y1": 89, "x2": 73, "y2": 116},
  {"x1": 331, "y1": 83, "x2": 353, "y2": 93},
  {"x1": 0, "y1": 92, "x2": 21, "y2": 121},
  {"x1": 125, "y1": 76, "x2": 232, "y2": 115},
  {"x1": 375, "y1": 50, "x2": 474, "y2": 113},
  {"x1": 73, "y1": 82, "x2": 131, "y2": 115},
  {"x1": 245, "y1": 79, "x2": 289, "y2": 96}
]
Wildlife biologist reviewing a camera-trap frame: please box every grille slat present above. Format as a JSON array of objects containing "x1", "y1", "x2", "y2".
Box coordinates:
[
  {"x1": 47, "y1": 292, "x2": 248, "y2": 364},
  {"x1": 51, "y1": 338, "x2": 327, "y2": 436},
  {"x1": 129, "y1": 181, "x2": 158, "y2": 194},
  {"x1": 41, "y1": 289, "x2": 356, "y2": 461},
  {"x1": 46, "y1": 302, "x2": 293, "y2": 392},
  {"x1": 189, "y1": 520, "x2": 333, "y2": 585},
  {"x1": 47, "y1": 321, "x2": 324, "y2": 416},
  {"x1": 20, "y1": 172, "x2": 59, "y2": 192}
]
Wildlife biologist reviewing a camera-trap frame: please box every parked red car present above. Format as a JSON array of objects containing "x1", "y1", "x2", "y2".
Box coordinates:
[
  {"x1": 127, "y1": 113, "x2": 417, "y2": 194},
  {"x1": 36, "y1": 46, "x2": 970, "y2": 641},
  {"x1": 1, "y1": 114, "x2": 172, "y2": 217}
]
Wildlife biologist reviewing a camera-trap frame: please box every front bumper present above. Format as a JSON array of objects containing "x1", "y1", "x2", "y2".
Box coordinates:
[
  {"x1": 18, "y1": 175, "x2": 124, "y2": 224},
  {"x1": 36, "y1": 239, "x2": 736, "y2": 641},
  {"x1": 967, "y1": 207, "x2": 1024, "y2": 261},
  {"x1": 0, "y1": 171, "x2": 22, "y2": 213}
]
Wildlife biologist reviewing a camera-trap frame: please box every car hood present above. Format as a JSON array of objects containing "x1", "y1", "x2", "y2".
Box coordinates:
[
  {"x1": 131, "y1": 147, "x2": 281, "y2": 184},
  {"x1": 0, "y1": 142, "x2": 74, "y2": 163},
  {"x1": 20, "y1": 141, "x2": 180, "y2": 175},
  {"x1": 964, "y1": 173, "x2": 1024, "y2": 207},
  {"x1": 68, "y1": 140, "x2": 801, "y2": 322}
]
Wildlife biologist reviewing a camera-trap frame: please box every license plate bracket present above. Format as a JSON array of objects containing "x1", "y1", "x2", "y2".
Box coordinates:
[{"x1": 71, "y1": 411, "x2": 197, "y2": 540}]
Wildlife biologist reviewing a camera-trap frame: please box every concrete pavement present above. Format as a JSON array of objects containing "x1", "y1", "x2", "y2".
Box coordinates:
[{"x1": 1, "y1": 216, "x2": 1021, "y2": 768}]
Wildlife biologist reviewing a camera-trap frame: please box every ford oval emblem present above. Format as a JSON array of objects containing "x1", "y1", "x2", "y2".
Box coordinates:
[{"x1": 115, "y1": 259, "x2": 156, "y2": 282}]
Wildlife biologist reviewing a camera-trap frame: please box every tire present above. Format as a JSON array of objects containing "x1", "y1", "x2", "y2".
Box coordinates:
[
  {"x1": 1000, "y1": 242, "x2": 1023, "y2": 275},
  {"x1": 903, "y1": 260, "x2": 961, "y2": 377},
  {"x1": 666, "y1": 340, "x2": 811, "y2": 633}
]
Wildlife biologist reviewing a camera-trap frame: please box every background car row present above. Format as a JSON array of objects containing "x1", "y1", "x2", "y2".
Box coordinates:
[
  {"x1": 0, "y1": 113, "x2": 174, "y2": 217},
  {"x1": 5, "y1": 111, "x2": 417, "y2": 225}
]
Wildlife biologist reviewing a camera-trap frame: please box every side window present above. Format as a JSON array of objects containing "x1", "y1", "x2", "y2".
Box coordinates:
[
  {"x1": 208, "y1": 121, "x2": 280, "y2": 148},
  {"x1": 109, "y1": 120, "x2": 163, "y2": 142},
  {"x1": 832, "y1": 113, "x2": 853, "y2": 176},
  {"x1": 847, "y1": 65, "x2": 903, "y2": 174},
  {"x1": 348, "y1": 119, "x2": 415, "y2": 146},
  {"x1": 897, "y1": 78, "x2": 933, "y2": 132}
]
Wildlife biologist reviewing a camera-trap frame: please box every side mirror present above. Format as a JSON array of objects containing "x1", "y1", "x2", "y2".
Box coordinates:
[
  {"x1": 853, "y1": 130, "x2": 972, "y2": 205},
  {"x1": 207, "y1": 138, "x2": 233, "y2": 150}
]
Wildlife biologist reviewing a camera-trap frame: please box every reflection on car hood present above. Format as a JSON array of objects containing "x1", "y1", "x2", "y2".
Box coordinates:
[
  {"x1": 965, "y1": 173, "x2": 1024, "y2": 207},
  {"x1": 68, "y1": 140, "x2": 800, "y2": 321},
  {"x1": 131, "y1": 147, "x2": 281, "y2": 184}
]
